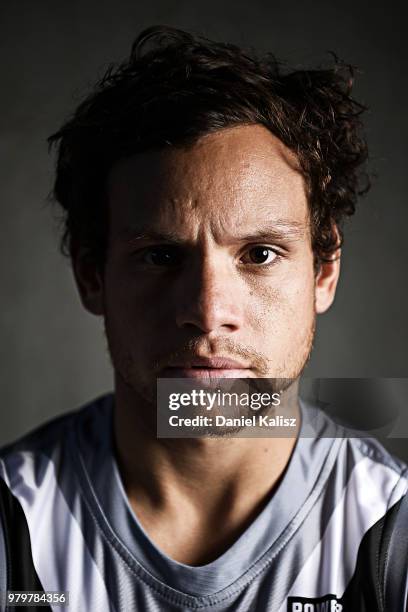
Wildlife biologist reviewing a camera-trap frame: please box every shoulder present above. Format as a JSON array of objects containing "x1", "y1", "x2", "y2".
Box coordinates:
[
  {"x1": 0, "y1": 393, "x2": 112, "y2": 457},
  {"x1": 337, "y1": 435, "x2": 408, "y2": 507},
  {"x1": 0, "y1": 393, "x2": 113, "y2": 496},
  {"x1": 301, "y1": 402, "x2": 407, "y2": 534},
  {"x1": 0, "y1": 394, "x2": 113, "y2": 594},
  {"x1": 339, "y1": 440, "x2": 408, "y2": 611},
  {"x1": 301, "y1": 401, "x2": 408, "y2": 503},
  {"x1": 296, "y1": 403, "x2": 408, "y2": 609}
]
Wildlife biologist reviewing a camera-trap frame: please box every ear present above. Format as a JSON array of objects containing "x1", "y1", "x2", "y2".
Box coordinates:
[
  {"x1": 314, "y1": 250, "x2": 341, "y2": 314},
  {"x1": 72, "y1": 247, "x2": 105, "y2": 316}
]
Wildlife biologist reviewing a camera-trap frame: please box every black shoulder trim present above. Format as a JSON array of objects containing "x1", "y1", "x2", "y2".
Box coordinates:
[
  {"x1": 384, "y1": 493, "x2": 408, "y2": 611},
  {"x1": 341, "y1": 497, "x2": 405, "y2": 612},
  {"x1": 0, "y1": 478, "x2": 51, "y2": 611}
]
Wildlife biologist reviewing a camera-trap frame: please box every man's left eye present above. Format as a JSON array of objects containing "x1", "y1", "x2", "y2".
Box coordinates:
[{"x1": 241, "y1": 246, "x2": 278, "y2": 265}]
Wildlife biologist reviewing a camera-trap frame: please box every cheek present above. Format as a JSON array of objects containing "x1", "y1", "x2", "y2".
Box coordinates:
[
  {"x1": 103, "y1": 268, "x2": 159, "y2": 341},
  {"x1": 246, "y1": 266, "x2": 315, "y2": 338}
]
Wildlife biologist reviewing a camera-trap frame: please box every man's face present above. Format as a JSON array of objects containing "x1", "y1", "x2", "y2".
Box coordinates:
[{"x1": 78, "y1": 125, "x2": 338, "y2": 401}]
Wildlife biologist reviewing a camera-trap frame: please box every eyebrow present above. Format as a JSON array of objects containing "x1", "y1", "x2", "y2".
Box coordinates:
[
  {"x1": 118, "y1": 221, "x2": 307, "y2": 245},
  {"x1": 229, "y1": 222, "x2": 307, "y2": 243}
]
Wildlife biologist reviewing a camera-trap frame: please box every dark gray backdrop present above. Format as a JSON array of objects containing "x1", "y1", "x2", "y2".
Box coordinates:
[{"x1": 0, "y1": 1, "x2": 407, "y2": 459}]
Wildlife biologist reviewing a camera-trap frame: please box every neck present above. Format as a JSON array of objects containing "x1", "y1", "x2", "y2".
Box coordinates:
[{"x1": 113, "y1": 376, "x2": 300, "y2": 564}]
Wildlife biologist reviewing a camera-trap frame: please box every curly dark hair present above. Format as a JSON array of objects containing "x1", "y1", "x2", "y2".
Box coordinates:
[{"x1": 48, "y1": 25, "x2": 369, "y2": 267}]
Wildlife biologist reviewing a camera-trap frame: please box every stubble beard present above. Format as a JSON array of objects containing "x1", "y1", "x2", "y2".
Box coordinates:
[{"x1": 104, "y1": 313, "x2": 316, "y2": 437}]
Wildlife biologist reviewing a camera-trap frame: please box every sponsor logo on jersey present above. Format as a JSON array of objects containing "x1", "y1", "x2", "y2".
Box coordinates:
[{"x1": 287, "y1": 594, "x2": 343, "y2": 611}]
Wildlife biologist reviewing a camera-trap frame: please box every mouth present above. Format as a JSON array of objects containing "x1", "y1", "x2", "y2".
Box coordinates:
[{"x1": 160, "y1": 357, "x2": 252, "y2": 379}]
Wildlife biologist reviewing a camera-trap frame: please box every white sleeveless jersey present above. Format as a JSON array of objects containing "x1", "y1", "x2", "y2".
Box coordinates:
[{"x1": 0, "y1": 394, "x2": 407, "y2": 612}]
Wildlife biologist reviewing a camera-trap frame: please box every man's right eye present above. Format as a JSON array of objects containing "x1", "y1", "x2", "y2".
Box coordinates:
[{"x1": 140, "y1": 246, "x2": 183, "y2": 267}]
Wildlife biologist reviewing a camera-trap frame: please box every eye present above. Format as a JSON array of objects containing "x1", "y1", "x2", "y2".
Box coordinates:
[
  {"x1": 241, "y1": 246, "x2": 278, "y2": 266},
  {"x1": 141, "y1": 246, "x2": 183, "y2": 267}
]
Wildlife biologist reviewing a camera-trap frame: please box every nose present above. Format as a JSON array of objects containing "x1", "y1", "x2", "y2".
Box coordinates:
[{"x1": 175, "y1": 257, "x2": 244, "y2": 334}]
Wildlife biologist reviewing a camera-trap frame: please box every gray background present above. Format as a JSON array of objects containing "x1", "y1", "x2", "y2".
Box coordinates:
[{"x1": 0, "y1": 1, "x2": 407, "y2": 459}]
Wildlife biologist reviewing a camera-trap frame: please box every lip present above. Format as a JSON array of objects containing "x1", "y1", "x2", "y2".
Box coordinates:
[
  {"x1": 172, "y1": 357, "x2": 248, "y2": 368},
  {"x1": 160, "y1": 356, "x2": 251, "y2": 379}
]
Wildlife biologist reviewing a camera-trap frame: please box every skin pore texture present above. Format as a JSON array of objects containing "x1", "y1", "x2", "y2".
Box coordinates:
[{"x1": 74, "y1": 124, "x2": 340, "y2": 566}]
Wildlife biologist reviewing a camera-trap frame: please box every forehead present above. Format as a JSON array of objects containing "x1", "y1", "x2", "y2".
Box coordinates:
[{"x1": 107, "y1": 124, "x2": 309, "y2": 238}]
